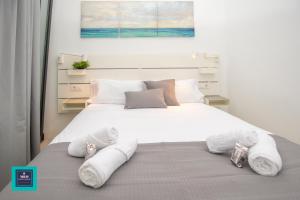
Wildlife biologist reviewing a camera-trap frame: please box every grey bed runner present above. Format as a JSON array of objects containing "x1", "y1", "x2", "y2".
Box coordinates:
[{"x1": 1, "y1": 135, "x2": 300, "y2": 200}]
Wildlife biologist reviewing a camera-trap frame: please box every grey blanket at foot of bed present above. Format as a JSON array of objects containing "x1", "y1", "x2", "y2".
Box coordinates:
[{"x1": 1, "y1": 135, "x2": 300, "y2": 200}]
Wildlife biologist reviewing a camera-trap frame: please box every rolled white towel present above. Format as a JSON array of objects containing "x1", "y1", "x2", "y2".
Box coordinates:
[
  {"x1": 112, "y1": 138, "x2": 137, "y2": 160},
  {"x1": 248, "y1": 132, "x2": 282, "y2": 176},
  {"x1": 78, "y1": 139, "x2": 137, "y2": 188},
  {"x1": 68, "y1": 127, "x2": 119, "y2": 157},
  {"x1": 206, "y1": 130, "x2": 258, "y2": 153}
]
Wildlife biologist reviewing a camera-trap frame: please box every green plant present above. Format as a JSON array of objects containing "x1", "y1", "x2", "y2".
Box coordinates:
[{"x1": 72, "y1": 60, "x2": 90, "y2": 69}]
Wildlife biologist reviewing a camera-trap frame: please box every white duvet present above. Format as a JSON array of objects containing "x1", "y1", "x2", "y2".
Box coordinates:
[{"x1": 51, "y1": 103, "x2": 267, "y2": 144}]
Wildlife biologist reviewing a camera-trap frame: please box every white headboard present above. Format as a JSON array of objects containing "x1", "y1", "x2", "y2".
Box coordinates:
[{"x1": 57, "y1": 53, "x2": 220, "y2": 113}]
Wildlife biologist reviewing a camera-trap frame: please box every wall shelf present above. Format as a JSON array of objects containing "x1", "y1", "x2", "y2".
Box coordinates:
[
  {"x1": 67, "y1": 69, "x2": 87, "y2": 76},
  {"x1": 199, "y1": 67, "x2": 218, "y2": 74},
  {"x1": 61, "y1": 98, "x2": 87, "y2": 112}
]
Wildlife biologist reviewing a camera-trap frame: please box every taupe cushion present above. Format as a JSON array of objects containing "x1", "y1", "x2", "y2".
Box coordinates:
[
  {"x1": 124, "y1": 89, "x2": 167, "y2": 109},
  {"x1": 144, "y1": 79, "x2": 180, "y2": 106}
]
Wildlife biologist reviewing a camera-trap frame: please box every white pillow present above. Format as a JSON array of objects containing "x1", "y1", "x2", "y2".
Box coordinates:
[
  {"x1": 93, "y1": 79, "x2": 145, "y2": 104},
  {"x1": 175, "y1": 79, "x2": 204, "y2": 103}
]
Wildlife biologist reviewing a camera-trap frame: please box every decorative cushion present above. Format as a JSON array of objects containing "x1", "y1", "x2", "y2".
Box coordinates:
[
  {"x1": 124, "y1": 89, "x2": 167, "y2": 109},
  {"x1": 175, "y1": 79, "x2": 204, "y2": 103},
  {"x1": 144, "y1": 79, "x2": 180, "y2": 106}
]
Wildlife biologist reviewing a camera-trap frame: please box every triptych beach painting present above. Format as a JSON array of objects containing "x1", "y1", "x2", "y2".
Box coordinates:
[{"x1": 81, "y1": 1, "x2": 194, "y2": 38}]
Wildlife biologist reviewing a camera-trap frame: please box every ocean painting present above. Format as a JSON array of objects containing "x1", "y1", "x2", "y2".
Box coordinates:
[
  {"x1": 120, "y1": 2, "x2": 157, "y2": 37},
  {"x1": 81, "y1": 1, "x2": 194, "y2": 38},
  {"x1": 81, "y1": 2, "x2": 119, "y2": 38},
  {"x1": 157, "y1": 2, "x2": 194, "y2": 37}
]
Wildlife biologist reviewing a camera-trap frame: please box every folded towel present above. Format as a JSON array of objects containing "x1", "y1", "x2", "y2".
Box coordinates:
[
  {"x1": 248, "y1": 132, "x2": 282, "y2": 176},
  {"x1": 78, "y1": 139, "x2": 137, "y2": 188},
  {"x1": 206, "y1": 130, "x2": 258, "y2": 153},
  {"x1": 112, "y1": 139, "x2": 137, "y2": 160},
  {"x1": 68, "y1": 127, "x2": 119, "y2": 157}
]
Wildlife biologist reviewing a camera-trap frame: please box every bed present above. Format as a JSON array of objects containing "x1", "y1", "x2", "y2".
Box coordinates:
[
  {"x1": 52, "y1": 103, "x2": 262, "y2": 144},
  {"x1": 1, "y1": 103, "x2": 300, "y2": 199}
]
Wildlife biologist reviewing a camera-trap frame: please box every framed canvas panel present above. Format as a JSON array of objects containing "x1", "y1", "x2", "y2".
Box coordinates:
[
  {"x1": 157, "y1": 1, "x2": 194, "y2": 37},
  {"x1": 81, "y1": 1, "x2": 119, "y2": 38},
  {"x1": 120, "y1": 2, "x2": 157, "y2": 37}
]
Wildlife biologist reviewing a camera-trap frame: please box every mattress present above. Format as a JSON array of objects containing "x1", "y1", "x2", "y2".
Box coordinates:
[
  {"x1": 1, "y1": 136, "x2": 300, "y2": 200},
  {"x1": 52, "y1": 103, "x2": 265, "y2": 144}
]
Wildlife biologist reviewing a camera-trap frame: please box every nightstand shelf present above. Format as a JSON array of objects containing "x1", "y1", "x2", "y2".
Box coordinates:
[
  {"x1": 59, "y1": 98, "x2": 88, "y2": 113},
  {"x1": 204, "y1": 95, "x2": 229, "y2": 111}
]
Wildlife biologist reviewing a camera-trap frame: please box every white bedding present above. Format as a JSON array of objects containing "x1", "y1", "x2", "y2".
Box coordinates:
[{"x1": 51, "y1": 103, "x2": 267, "y2": 144}]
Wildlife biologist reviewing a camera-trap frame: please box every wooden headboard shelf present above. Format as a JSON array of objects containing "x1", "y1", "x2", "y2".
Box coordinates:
[{"x1": 57, "y1": 53, "x2": 221, "y2": 113}]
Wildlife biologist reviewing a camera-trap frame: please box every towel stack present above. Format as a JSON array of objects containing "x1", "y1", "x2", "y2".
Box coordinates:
[
  {"x1": 206, "y1": 130, "x2": 282, "y2": 176},
  {"x1": 68, "y1": 127, "x2": 137, "y2": 188}
]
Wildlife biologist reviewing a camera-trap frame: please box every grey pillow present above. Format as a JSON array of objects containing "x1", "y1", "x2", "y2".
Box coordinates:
[
  {"x1": 124, "y1": 89, "x2": 167, "y2": 109},
  {"x1": 144, "y1": 79, "x2": 180, "y2": 106}
]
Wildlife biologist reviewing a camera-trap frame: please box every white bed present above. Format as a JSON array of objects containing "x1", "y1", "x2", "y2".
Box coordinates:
[{"x1": 51, "y1": 103, "x2": 266, "y2": 144}]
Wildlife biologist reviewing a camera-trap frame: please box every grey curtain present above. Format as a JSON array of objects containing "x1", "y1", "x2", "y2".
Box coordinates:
[{"x1": 0, "y1": 0, "x2": 41, "y2": 190}]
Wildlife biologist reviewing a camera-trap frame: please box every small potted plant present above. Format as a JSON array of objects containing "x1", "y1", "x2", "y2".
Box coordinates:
[
  {"x1": 72, "y1": 60, "x2": 90, "y2": 70},
  {"x1": 68, "y1": 60, "x2": 90, "y2": 76}
]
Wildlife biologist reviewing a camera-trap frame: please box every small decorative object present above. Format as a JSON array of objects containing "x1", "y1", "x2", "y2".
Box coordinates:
[
  {"x1": 85, "y1": 143, "x2": 97, "y2": 160},
  {"x1": 72, "y1": 60, "x2": 90, "y2": 70},
  {"x1": 231, "y1": 143, "x2": 248, "y2": 168}
]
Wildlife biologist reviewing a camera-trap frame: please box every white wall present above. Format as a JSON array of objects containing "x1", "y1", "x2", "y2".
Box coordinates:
[
  {"x1": 226, "y1": 0, "x2": 300, "y2": 143},
  {"x1": 44, "y1": 0, "x2": 229, "y2": 140}
]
